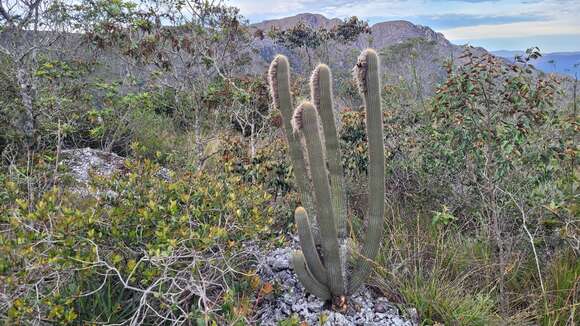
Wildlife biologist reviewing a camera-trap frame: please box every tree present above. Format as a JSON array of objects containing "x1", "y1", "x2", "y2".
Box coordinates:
[
  {"x1": 269, "y1": 21, "x2": 321, "y2": 68},
  {"x1": 268, "y1": 16, "x2": 370, "y2": 68},
  {"x1": 429, "y1": 48, "x2": 560, "y2": 314},
  {"x1": 0, "y1": 0, "x2": 82, "y2": 149},
  {"x1": 75, "y1": 0, "x2": 254, "y2": 165},
  {"x1": 332, "y1": 16, "x2": 370, "y2": 43}
]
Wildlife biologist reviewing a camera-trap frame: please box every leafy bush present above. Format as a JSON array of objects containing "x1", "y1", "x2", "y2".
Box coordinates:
[
  {"x1": 0, "y1": 159, "x2": 277, "y2": 324},
  {"x1": 337, "y1": 49, "x2": 577, "y2": 324}
]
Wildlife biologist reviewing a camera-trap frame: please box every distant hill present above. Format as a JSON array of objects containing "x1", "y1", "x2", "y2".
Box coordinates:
[
  {"x1": 250, "y1": 13, "x2": 489, "y2": 98},
  {"x1": 253, "y1": 13, "x2": 343, "y2": 31},
  {"x1": 6, "y1": 13, "x2": 571, "y2": 101},
  {"x1": 493, "y1": 50, "x2": 580, "y2": 77}
]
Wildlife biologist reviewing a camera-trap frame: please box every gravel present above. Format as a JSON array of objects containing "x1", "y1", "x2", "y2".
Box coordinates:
[{"x1": 255, "y1": 247, "x2": 416, "y2": 326}]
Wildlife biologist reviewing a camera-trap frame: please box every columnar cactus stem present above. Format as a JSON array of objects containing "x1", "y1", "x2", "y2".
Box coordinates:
[
  {"x1": 295, "y1": 102, "x2": 345, "y2": 295},
  {"x1": 295, "y1": 207, "x2": 327, "y2": 284},
  {"x1": 310, "y1": 65, "x2": 349, "y2": 291},
  {"x1": 268, "y1": 49, "x2": 385, "y2": 303},
  {"x1": 310, "y1": 65, "x2": 347, "y2": 241},
  {"x1": 292, "y1": 251, "x2": 331, "y2": 300},
  {"x1": 348, "y1": 49, "x2": 385, "y2": 295},
  {"x1": 268, "y1": 55, "x2": 319, "y2": 240}
]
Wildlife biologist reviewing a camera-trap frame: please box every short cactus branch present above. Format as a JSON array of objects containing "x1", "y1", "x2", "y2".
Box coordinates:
[
  {"x1": 292, "y1": 251, "x2": 331, "y2": 300},
  {"x1": 268, "y1": 50, "x2": 385, "y2": 302},
  {"x1": 295, "y1": 207, "x2": 327, "y2": 284}
]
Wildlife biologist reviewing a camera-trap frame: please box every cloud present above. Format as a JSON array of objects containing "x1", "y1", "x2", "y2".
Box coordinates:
[
  {"x1": 435, "y1": 0, "x2": 500, "y2": 2},
  {"x1": 440, "y1": 19, "x2": 580, "y2": 40},
  {"x1": 412, "y1": 13, "x2": 547, "y2": 29}
]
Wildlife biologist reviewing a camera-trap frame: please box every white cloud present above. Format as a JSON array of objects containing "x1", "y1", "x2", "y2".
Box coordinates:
[{"x1": 440, "y1": 18, "x2": 580, "y2": 40}]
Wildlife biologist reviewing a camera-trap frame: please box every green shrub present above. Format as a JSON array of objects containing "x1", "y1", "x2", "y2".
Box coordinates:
[{"x1": 1, "y1": 159, "x2": 276, "y2": 324}]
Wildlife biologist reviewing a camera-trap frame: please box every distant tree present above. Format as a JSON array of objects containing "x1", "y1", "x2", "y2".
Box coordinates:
[
  {"x1": 0, "y1": 0, "x2": 82, "y2": 149},
  {"x1": 268, "y1": 16, "x2": 370, "y2": 67},
  {"x1": 514, "y1": 46, "x2": 542, "y2": 71},
  {"x1": 269, "y1": 21, "x2": 321, "y2": 68},
  {"x1": 332, "y1": 16, "x2": 370, "y2": 43},
  {"x1": 321, "y1": 16, "x2": 370, "y2": 63},
  {"x1": 76, "y1": 0, "x2": 254, "y2": 164}
]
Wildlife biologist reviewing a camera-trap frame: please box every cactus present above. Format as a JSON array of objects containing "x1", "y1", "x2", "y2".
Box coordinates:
[
  {"x1": 268, "y1": 55, "x2": 320, "y2": 242},
  {"x1": 268, "y1": 49, "x2": 385, "y2": 303}
]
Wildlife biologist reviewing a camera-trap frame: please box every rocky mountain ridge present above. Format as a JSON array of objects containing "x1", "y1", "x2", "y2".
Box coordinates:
[
  {"x1": 251, "y1": 13, "x2": 451, "y2": 47},
  {"x1": 249, "y1": 13, "x2": 575, "y2": 100},
  {"x1": 250, "y1": 13, "x2": 476, "y2": 97}
]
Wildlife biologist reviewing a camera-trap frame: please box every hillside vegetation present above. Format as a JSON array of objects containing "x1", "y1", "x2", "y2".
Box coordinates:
[{"x1": 0, "y1": 1, "x2": 578, "y2": 325}]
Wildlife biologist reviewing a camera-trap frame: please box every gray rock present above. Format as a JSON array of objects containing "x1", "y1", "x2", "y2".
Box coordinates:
[
  {"x1": 256, "y1": 247, "x2": 416, "y2": 326},
  {"x1": 374, "y1": 300, "x2": 392, "y2": 313},
  {"x1": 61, "y1": 148, "x2": 126, "y2": 184},
  {"x1": 271, "y1": 252, "x2": 291, "y2": 272},
  {"x1": 407, "y1": 308, "x2": 420, "y2": 325},
  {"x1": 60, "y1": 147, "x2": 171, "y2": 196}
]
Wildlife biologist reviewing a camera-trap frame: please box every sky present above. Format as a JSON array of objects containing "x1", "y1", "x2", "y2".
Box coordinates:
[{"x1": 227, "y1": 0, "x2": 580, "y2": 53}]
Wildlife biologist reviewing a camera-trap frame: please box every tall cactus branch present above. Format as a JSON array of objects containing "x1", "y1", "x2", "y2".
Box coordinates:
[
  {"x1": 310, "y1": 65, "x2": 347, "y2": 240},
  {"x1": 310, "y1": 65, "x2": 349, "y2": 291},
  {"x1": 294, "y1": 102, "x2": 345, "y2": 295},
  {"x1": 348, "y1": 49, "x2": 385, "y2": 295},
  {"x1": 268, "y1": 55, "x2": 319, "y2": 241}
]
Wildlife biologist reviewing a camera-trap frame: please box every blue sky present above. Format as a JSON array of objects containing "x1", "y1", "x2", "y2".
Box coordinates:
[{"x1": 227, "y1": 0, "x2": 580, "y2": 52}]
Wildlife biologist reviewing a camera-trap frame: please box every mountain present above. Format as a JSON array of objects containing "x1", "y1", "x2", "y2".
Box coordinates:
[
  {"x1": 252, "y1": 14, "x2": 452, "y2": 49},
  {"x1": 493, "y1": 50, "x2": 580, "y2": 77},
  {"x1": 250, "y1": 13, "x2": 486, "y2": 99},
  {"x1": 253, "y1": 13, "x2": 342, "y2": 31}
]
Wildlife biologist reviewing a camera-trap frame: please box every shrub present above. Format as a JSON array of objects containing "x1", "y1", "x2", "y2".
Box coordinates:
[{"x1": 0, "y1": 159, "x2": 276, "y2": 324}]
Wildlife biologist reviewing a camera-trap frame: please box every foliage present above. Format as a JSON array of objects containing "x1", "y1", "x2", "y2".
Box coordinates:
[
  {"x1": 380, "y1": 37, "x2": 440, "y2": 103},
  {"x1": 268, "y1": 16, "x2": 370, "y2": 67},
  {"x1": 0, "y1": 159, "x2": 277, "y2": 324},
  {"x1": 269, "y1": 16, "x2": 369, "y2": 49},
  {"x1": 339, "y1": 109, "x2": 370, "y2": 175},
  {"x1": 333, "y1": 16, "x2": 370, "y2": 43},
  {"x1": 377, "y1": 215, "x2": 500, "y2": 325},
  {"x1": 221, "y1": 136, "x2": 294, "y2": 197},
  {"x1": 332, "y1": 48, "x2": 577, "y2": 324},
  {"x1": 270, "y1": 21, "x2": 322, "y2": 51}
]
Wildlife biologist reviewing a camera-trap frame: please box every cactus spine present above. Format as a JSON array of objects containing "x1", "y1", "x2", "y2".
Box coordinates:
[{"x1": 268, "y1": 49, "x2": 385, "y2": 302}]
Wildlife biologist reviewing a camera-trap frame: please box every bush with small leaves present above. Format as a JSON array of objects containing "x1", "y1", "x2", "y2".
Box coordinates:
[{"x1": 0, "y1": 159, "x2": 277, "y2": 324}]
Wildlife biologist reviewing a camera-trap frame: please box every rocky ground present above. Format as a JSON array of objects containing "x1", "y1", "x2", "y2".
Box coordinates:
[
  {"x1": 61, "y1": 148, "x2": 128, "y2": 184},
  {"x1": 256, "y1": 247, "x2": 417, "y2": 326}
]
